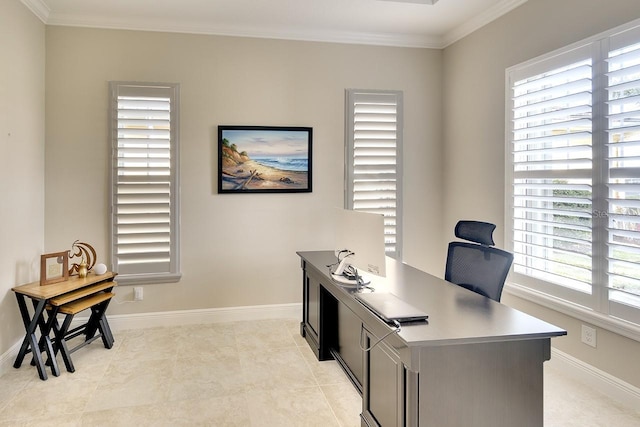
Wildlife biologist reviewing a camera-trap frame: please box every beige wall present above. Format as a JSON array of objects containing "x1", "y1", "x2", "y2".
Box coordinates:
[
  {"x1": 442, "y1": 0, "x2": 640, "y2": 388},
  {"x1": 44, "y1": 27, "x2": 443, "y2": 315},
  {"x1": 0, "y1": 1, "x2": 45, "y2": 356},
  {"x1": 6, "y1": 0, "x2": 639, "y2": 391}
]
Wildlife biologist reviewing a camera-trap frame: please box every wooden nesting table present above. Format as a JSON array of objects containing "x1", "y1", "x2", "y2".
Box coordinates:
[{"x1": 12, "y1": 272, "x2": 117, "y2": 380}]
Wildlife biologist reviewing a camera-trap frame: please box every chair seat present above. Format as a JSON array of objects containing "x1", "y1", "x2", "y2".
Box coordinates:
[{"x1": 456, "y1": 283, "x2": 491, "y2": 299}]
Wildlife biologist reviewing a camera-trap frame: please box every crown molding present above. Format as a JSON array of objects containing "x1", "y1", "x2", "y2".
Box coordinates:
[
  {"x1": 20, "y1": 0, "x2": 50, "y2": 23},
  {"x1": 36, "y1": 0, "x2": 527, "y2": 49},
  {"x1": 46, "y1": 14, "x2": 444, "y2": 48},
  {"x1": 441, "y1": 0, "x2": 528, "y2": 48},
  {"x1": 378, "y1": 0, "x2": 438, "y2": 4}
]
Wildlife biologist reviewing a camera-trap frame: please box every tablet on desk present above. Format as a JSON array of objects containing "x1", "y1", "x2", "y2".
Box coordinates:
[{"x1": 356, "y1": 292, "x2": 429, "y2": 324}]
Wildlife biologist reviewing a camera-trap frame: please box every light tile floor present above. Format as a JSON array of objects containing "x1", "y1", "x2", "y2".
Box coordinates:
[{"x1": 0, "y1": 319, "x2": 638, "y2": 426}]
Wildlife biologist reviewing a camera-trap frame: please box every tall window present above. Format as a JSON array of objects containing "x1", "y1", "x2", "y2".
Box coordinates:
[
  {"x1": 109, "y1": 82, "x2": 181, "y2": 285},
  {"x1": 346, "y1": 90, "x2": 403, "y2": 259},
  {"x1": 506, "y1": 20, "x2": 640, "y2": 329}
]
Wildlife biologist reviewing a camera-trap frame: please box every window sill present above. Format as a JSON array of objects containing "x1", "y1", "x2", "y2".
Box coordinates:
[
  {"x1": 504, "y1": 282, "x2": 640, "y2": 343},
  {"x1": 114, "y1": 272, "x2": 182, "y2": 286}
]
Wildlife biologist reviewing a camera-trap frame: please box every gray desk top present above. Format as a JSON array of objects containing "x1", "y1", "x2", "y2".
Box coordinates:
[{"x1": 298, "y1": 251, "x2": 567, "y2": 348}]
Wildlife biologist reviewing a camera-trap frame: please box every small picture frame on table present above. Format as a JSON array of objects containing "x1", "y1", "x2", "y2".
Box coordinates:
[{"x1": 40, "y1": 251, "x2": 69, "y2": 286}]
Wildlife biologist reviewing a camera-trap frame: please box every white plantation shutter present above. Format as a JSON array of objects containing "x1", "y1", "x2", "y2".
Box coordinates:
[
  {"x1": 606, "y1": 29, "x2": 640, "y2": 318},
  {"x1": 346, "y1": 90, "x2": 403, "y2": 259},
  {"x1": 109, "y1": 82, "x2": 181, "y2": 285},
  {"x1": 507, "y1": 20, "x2": 640, "y2": 327},
  {"x1": 509, "y1": 50, "x2": 594, "y2": 305}
]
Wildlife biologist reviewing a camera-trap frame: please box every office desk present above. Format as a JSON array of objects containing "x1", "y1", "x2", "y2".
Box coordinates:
[
  {"x1": 12, "y1": 272, "x2": 117, "y2": 380},
  {"x1": 298, "y1": 251, "x2": 566, "y2": 427}
]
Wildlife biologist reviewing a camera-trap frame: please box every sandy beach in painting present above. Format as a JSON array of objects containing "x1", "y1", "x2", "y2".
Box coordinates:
[{"x1": 222, "y1": 160, "x2": 308, "y2": 191}]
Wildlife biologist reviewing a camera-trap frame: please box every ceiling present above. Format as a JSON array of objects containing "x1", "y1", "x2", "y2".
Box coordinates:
[{"x1": 23, "y1": 0, "x2": 528, "y2": 48}]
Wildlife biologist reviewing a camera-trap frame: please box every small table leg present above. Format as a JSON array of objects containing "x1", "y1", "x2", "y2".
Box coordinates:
[
  {"x1": 99, "y1": 315, "x2": 115, "y2": 348},
  {"x1": 86, "y1": 298, "x2": 115, "y2": 348},
  {"x1": 39, "y1": 304, "x2": 60, "y2": 377},
  {"x1": 13, "y1": 295, "x2": 49, "y2": 380},
  {"x1": 84, "y1": 288, "x2": 115, "y2": 348},
  {"x1": 55, "y1": 314, "x2": 76, "y2": 373}
]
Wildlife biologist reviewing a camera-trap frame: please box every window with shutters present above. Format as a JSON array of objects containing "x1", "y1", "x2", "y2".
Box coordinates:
[
  {"x1": 109, "y1": 82, "x2": 181, "y2": 285},
  {"x1": 346, "y1": 90, "x2": 403, "y2": 260},
  {"x1": 506, "y1": 19, "x2": 640, "y2": 331}
]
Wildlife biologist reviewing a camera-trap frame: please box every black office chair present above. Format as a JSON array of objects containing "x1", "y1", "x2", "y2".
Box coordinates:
[{"x1": 445, "y1": 220, "x2": 514, "y2": 302}]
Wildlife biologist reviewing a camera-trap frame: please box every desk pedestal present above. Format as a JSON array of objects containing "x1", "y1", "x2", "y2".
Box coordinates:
[{"x1": 298, "y1": 251, "x2": 565, "y2": 427}]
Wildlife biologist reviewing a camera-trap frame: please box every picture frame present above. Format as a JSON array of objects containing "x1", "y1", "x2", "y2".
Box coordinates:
[
  {"x1": 40, "y1": 251, "x2": 69, "y2": 286},
  {"x1": 218, "y1": 125, "x2": 312, "y2": 193}
]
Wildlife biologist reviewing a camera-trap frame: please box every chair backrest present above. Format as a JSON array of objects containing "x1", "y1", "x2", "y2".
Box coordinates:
[{"x1": 445, "y1": 221, "x2": 514, "y2": 302}]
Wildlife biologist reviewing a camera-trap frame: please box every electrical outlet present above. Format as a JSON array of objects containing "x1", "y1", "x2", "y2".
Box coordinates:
[
  {"x1": 133, "y1": 287, "x2": 143, "y2": 301},
  {"x1": 581, "y1": 324, "x2": 596, "y2": 348}
]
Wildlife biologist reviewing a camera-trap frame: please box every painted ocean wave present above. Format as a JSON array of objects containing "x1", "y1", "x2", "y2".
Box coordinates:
[{"x1": 253, "y1": 156, "x2": 308, "y2": 172}]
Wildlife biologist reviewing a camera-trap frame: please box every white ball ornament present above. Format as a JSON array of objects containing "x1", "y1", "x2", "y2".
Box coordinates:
[{"x1": 93, "y1": 263, "x2": 108, "y2": 275}]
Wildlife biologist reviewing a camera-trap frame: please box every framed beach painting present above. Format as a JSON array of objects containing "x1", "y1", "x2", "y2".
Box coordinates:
[{"x1": 218, "y1": 125, "x2": 312, "y2": 193}]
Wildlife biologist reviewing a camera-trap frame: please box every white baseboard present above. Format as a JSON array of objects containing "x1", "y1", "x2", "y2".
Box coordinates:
[
  {"x1": 0, "y1": 340, "x2": 22, "y2": 378},
  {"x1": 103, "y1": 302, "x2": 301, "y2": 331},
  {"x1": 0, "y1": 303, "x2": 301, "y2": 377},
  {"x1": 549, "y1": 347, "x2": 640, "y2": 412}
]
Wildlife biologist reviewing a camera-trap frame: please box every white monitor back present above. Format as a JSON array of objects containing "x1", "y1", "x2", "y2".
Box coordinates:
[{"x1": 334, "y1": 208, "x2": 387, "y2": 278}]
